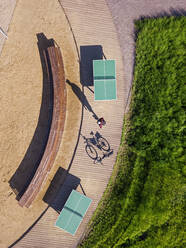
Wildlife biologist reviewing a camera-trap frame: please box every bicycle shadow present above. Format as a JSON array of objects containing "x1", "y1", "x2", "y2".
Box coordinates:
[
  {"x1": 93, "y1": 149, "x2": 114, "y2": 165},
  {"x1": 81, "y1": 131, "x2": 113, "y2": 164}
]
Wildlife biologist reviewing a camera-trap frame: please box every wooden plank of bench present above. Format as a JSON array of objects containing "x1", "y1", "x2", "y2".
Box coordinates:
[{"x1": 18, "y1": 46, "x2": 67, "y2": 207}]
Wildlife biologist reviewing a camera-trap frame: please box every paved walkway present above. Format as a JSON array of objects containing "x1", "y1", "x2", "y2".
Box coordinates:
[{"x1": 6, "y1": 0, "x2": 186, "y2": 247}]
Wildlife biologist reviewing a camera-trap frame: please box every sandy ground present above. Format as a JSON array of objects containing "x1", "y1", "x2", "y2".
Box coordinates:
[
  {"x1": 0, "y1": 0, "x2": 81, "y2": 247},
  {"x1": 0, "y1": 0, "x2": 16, "y2": 54}
]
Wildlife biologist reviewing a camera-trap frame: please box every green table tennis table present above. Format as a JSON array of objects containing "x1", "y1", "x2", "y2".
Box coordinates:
[
  {"x1": 93, "y1": 60, "x2": 117, "y2": 101},
  {"x1": 55, "y1": 190, "x2": 92, "y2": 235}
]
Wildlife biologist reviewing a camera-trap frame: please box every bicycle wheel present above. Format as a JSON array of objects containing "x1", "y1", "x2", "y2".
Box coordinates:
[
  {"x1": 98, "y1": 137, "x2": 110, "y2": 151},
  {"x1": 85, "y1": 144, "x2": 98, "y2": 160}
]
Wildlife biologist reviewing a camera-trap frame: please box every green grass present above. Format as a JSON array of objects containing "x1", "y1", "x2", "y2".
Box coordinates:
[{"x1": 79, "y1": 16, "x2": 186, "y2": 248}]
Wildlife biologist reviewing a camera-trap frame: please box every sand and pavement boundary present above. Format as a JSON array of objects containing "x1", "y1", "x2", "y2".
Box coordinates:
[{"x1": 0, "y1": 0, "x2": 81, "y2": 247}]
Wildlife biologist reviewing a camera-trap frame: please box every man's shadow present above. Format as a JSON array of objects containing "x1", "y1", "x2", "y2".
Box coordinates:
[{"x1": 66, "y1": 79, "x2": 98, "y2": 120}]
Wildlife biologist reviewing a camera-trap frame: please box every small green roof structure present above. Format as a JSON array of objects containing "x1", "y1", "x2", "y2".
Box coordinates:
[
  {"x1": 55, "y1": 190, "x2": 92, "y2": 235},
  {"x1": 93, "y1": 60, "x2": 117, "y2": 101}
]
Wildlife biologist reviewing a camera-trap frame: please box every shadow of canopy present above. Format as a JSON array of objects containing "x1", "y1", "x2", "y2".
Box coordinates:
[
  {"x1": 43, "y1": 167, "x2": 81, "y2": 213},
  {"x1": 80, "y1": 45, "x2": 104, "y2": 87}
]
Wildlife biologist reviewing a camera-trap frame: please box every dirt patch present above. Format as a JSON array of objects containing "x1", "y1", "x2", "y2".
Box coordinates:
[
  {"x1": 0, "y1": 0, "x2": 81, "y2": 247},
  {"x1": 0, "y1": 0, "x2": 16, "y2": 53}
]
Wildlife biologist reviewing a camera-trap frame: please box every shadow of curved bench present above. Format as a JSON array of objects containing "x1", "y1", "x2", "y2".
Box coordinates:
[{"x1": 18, "y1": 46, "x2": 67, "y2": 208}]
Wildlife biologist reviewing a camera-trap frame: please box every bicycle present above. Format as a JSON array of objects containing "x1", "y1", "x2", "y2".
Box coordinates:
[{"x1": 81, "y1": 131, "x2": 110, "y2": 160}]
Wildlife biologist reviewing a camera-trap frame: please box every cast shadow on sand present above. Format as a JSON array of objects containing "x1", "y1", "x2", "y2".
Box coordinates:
[{"x1": 9, "y1": 33, "x2": 55, "y2": 200}]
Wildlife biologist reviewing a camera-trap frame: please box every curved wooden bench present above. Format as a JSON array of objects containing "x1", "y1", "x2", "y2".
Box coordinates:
[{"x1": 18, "y1": 46, "x2": 67, "y2": 207}]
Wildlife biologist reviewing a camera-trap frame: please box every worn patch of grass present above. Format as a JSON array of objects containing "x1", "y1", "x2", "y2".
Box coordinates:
[{"x1": 79, "y1": 16, "x2": 186, "y2": 248}]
